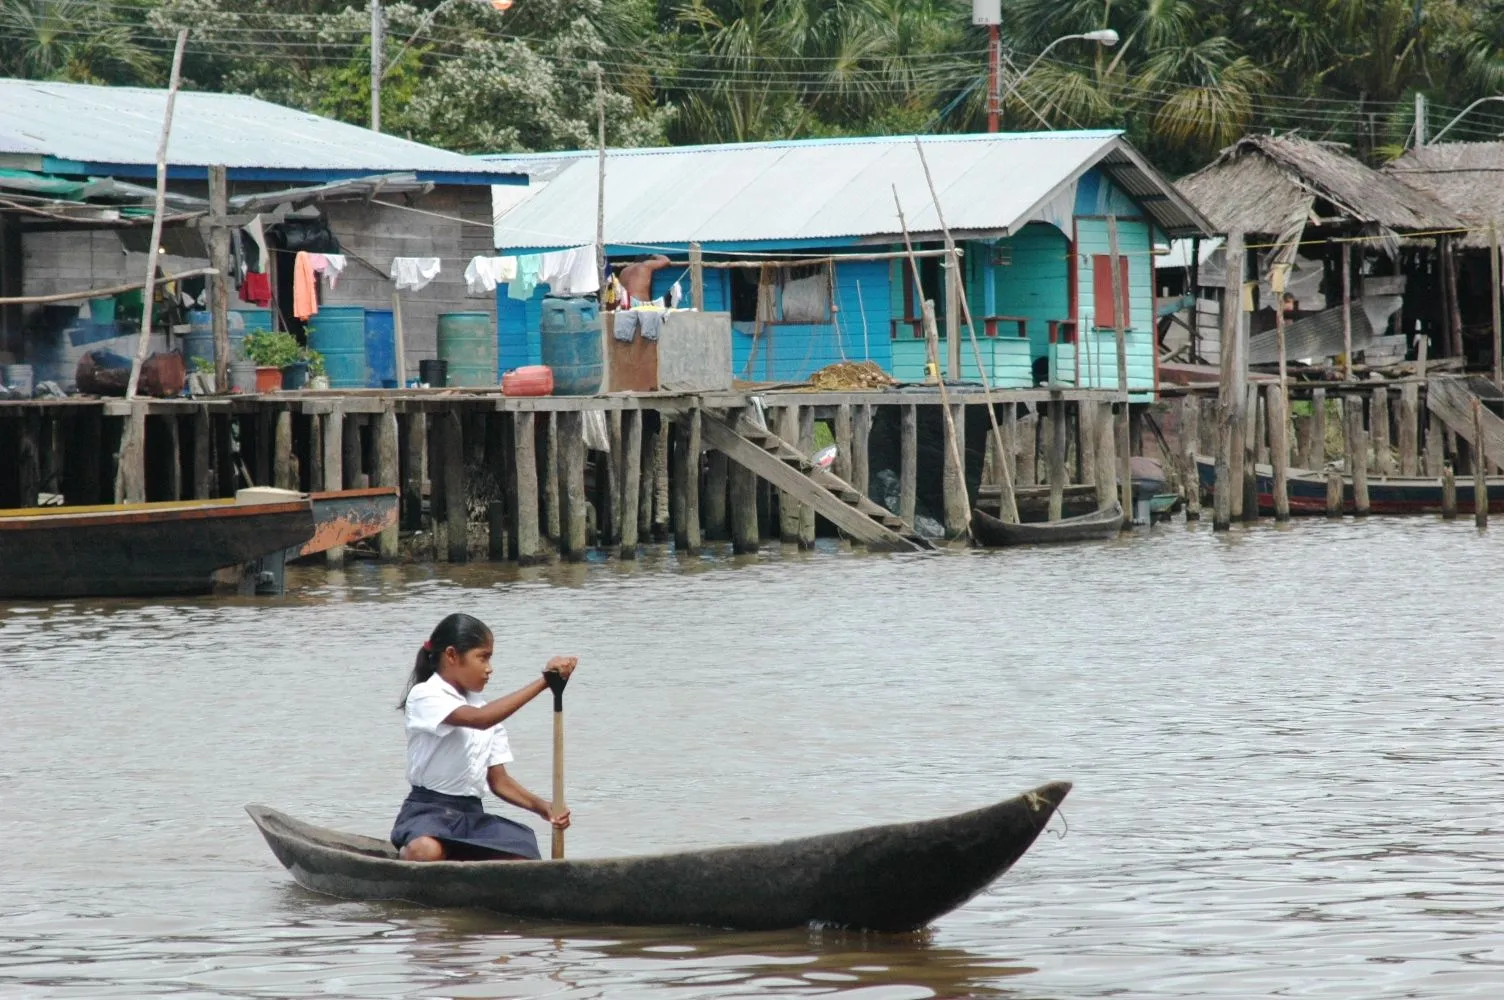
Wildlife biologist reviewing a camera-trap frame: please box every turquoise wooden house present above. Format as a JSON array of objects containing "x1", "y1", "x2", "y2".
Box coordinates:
[{"x1": 484, "y1": 132, "x2": 1209, "y2": 395}]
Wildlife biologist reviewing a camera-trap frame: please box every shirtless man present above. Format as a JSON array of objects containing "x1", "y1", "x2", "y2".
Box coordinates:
[{"x1": 617, "y1": 254, "x2": 670, "y2": 305}]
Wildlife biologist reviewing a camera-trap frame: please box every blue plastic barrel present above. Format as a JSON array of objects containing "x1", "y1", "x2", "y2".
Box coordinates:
[
  {"x1": 437, "y1": 312, "x2": 498, "y2": 388},
  {"x1": 308, "y1": 306, "x2": 367, "y2": 388},
  {"x1": 232, "y1": 308, "x2": 274, "y2": 334},
  {"x1": 364, "y1": 309, "x2": 396, "y2": 387},
  {"x1": 184, "y1": 310, "x2": 214, "y2": 370},
  {"x1": 539, "y1": 298, "x2": 602, "y2": 395}
]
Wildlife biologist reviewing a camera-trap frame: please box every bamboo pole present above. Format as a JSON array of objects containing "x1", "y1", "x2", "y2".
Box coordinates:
[
  {"x1": 893, "y1": 186, "x2": 969, "y2": 541},
  {"x1": 208, "y1": 165, "x2": 231, "y2": 393},
  {"x1": 115, "y1": 29, "x2": 187, "y2": 505},
  {"x1": 913, "y1": 138, "x2": 1018, "y2": 523},
  {"x1": 1107, "y1": 215, "x2": 1131, "y2": 521}
]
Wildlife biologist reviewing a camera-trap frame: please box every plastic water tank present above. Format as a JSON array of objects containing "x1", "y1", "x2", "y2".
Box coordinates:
[
  {"x1": 363, "y1": 309, "x2": 396, "y2": 387},
  {"x1": 437, "y1": 312, "x2": 497, "y2": 388},
  {"x1": 539, "y1": 298, "x2": 601, "y2": 395},
  {"x1": 307, "y1": 306, "x2": 367, "y2": 388}
]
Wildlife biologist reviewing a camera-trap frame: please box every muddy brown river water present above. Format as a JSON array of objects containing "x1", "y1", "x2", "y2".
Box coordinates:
[{"x1": 2, "y1": 517, "x2": 1503, "y2": 998}]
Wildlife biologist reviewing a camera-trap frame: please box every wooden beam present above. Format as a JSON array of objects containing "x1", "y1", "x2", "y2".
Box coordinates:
[
  {"x1": 512, "y1": 411, "x2": 542, "y2": 564},
  {"x1": 1426, "y1": 377, "x2": 1504, "y2": 474}
]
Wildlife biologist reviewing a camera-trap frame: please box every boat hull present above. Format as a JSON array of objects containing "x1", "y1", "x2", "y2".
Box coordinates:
[
  {"x1": 1193, "y1": 456, "x2": 1504, "y2": 515},
  {"x1": 0, "y1": 500, "x2": 314, "y2": 598},
  {"x1": 247, "y1": 781, "x2": 1070, "y2": 932},
  {"x1": 300, "y1": 488, "x2": 399, "y2": 557},
  {"x1": 972, "y1": 504, "x2": 1124, "y2": 546}
]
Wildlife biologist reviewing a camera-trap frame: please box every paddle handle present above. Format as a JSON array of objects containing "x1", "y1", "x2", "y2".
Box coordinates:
[{"x1": 551, "y1": 706, "x2": 565, "y2": 860}]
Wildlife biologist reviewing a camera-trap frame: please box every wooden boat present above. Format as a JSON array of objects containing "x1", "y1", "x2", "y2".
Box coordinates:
[
  {"x1": 971, "y1": 503, "x2": 1124, "y2": 546},
  {"x1": 247, "y1": 781, "x2": 1071, "y2": 932},
  {"x1": 0, "y1": 494, "x2": 314, "y2": 599},
  {"x1": 1193, "y1": 455, "x2": 1504, "y2": 516},
  {"x1": 299, "y1": 488, "x2": 399, "y2": 558}
]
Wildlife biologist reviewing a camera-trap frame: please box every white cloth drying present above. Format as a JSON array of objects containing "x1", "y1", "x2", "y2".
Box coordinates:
[
  {"x1": 390, "y1": 256, "x2": 442, "y2": 292},
  {"x1": 464, "y1": 256, "x2": 518, "y2": 295},
  {"x1": 316, "y1": 253, "x2": 347, "y2": 289},
  {"x1": 537, "y1": 246, "x2": 600, "y2": 296}
]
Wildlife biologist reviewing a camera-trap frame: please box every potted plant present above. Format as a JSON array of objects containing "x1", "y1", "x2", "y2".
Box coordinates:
[
  {"x1": 243, "y1": 330, "x2": 300, "y2": 393},
  {"x1": 188, "y1": 355, "x2": 216, "y2": 396},
  {"x1": 300, "y1": 347, "x2": 328, "y2": 390}
]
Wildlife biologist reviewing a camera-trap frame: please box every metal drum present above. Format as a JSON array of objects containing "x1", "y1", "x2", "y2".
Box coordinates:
[
  {"x1": 539, "y1": 298, "x2": 601, "y2": 395},
  {"x1": 307, "y1": 306, "x2": 367, "y2": 389},
  {"x1": 437, "y1": 312, "x2": 497, "y2": 388}
]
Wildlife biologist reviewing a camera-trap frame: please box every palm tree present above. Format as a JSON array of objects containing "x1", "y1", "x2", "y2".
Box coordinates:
[{"x1": 0, "y1": 0, "x2": 157, "y2": 84}]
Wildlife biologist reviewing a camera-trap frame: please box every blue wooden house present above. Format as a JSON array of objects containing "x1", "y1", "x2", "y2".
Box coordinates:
[{"x1": 484, "y1": 132, "x2": 1209, "y2": 395}]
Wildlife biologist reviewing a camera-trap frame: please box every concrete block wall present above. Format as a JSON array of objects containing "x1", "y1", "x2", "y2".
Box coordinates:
[{"x1": 324, "y1": 185, "x2": 496, "y2": 383}]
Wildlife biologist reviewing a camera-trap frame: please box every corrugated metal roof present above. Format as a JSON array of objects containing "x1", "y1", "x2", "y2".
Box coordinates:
[
  {"x1": 484, "y1": 132, "x2": 1210, "y2": 251},
  {"x1": 0, "y1": 79, "x2": 519, "y2": 183}
]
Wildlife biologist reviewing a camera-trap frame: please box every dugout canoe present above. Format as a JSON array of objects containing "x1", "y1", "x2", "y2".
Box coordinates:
[
  {"x1": 1193, "y1": 455, "x2": 1504, "y2": 515},
  {"x1": 971, "y1": 503, "x2": 1124, "y2": 547},
  {"x1": 246, "y1": 781, "x2": 1070, "y2": 932}
]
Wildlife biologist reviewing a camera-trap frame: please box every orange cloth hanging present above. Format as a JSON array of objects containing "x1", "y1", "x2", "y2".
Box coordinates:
[{"x1": 292, "y1": 251, "x2": 319, "y2": 321}]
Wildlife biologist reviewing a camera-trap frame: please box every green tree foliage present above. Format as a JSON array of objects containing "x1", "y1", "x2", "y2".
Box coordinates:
[{"x1": 11, "y1": 0, "x2": 1504, "y2": 169}]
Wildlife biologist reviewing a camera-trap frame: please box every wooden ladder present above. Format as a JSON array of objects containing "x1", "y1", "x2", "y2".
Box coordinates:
[
  {"x1": 1427, "y1": 375, "x2": 1504, "y2": 474},
  {"x1": 699, "y1": 412, "x2": 933, "y2": 553}
]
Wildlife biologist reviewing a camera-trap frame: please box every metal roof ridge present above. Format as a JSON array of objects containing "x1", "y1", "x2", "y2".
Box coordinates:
[{"x1": 479, "y1": 129, "x2": 1126, "y2": 162}]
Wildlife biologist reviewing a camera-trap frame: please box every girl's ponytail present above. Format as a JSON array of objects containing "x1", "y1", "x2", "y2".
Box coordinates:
[{"x1": 397, "y1": 613, "x2": 493, "y2": 708}]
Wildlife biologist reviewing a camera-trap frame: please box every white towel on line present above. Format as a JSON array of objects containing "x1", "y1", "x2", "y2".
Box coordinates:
[
  {"x1": 464, "y1": 256, "x2": 518, "y2": 295},
  {"x1": 538, "y1": 246, "x2": 600, "y2": 296},
  {"x1": 390, "y1": 256, "x2": 441, "y2": 291}
]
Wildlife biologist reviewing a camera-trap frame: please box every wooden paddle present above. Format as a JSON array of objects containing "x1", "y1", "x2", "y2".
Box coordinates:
[{"x1": 543, "y1": 667, "x2": 570, "y2": 859}]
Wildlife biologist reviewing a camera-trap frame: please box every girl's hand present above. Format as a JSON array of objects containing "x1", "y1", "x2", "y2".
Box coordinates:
[{"x1": 545, "y1": 656, "x2": 578, "y2": 680}]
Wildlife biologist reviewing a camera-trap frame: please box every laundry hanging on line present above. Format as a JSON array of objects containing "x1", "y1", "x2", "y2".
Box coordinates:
[
  {"x1": 391, "y1": 257, "x2": 441, "y2": 292},
  {"x1": 309, "y1": 253, "x2": 347, "y2": 290},
  {"x1": 538, "y1": 246, "x2": 600, "y2": 296},
  {"x1": 465, "y1": 256, "x2": 518, "y2": 295},
  {"x1": 240, "y1": 271, "x2": 272, "y2": 308},
  {"x1": 293, "y1": 251, "x2": 319, "y2": 321},
  {"x1": 507, "y1": 255, "x2": 542, "y2": 300}
]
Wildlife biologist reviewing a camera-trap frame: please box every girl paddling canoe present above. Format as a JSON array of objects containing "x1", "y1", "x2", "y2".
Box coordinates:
[{"x1": 392, "y1": 612, "x2": 576, "y2": 862}]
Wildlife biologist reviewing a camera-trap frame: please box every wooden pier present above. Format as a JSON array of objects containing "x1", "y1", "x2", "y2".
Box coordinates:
[{"x1": 0, "y1": 385, "x2": 1127, "y2": 562}]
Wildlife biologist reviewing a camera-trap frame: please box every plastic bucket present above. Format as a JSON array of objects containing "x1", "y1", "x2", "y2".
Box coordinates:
[
  {"x1": 539, "y1": 298, "x2": 602, "y2": 395},
  {"x1": 436, "y1": 312, "x2": 497, "y2": 387},
  {"x1": 418, "y1": 359, "x2": 447, "y2": 387},
  {"x1": 307, "y1": 306, "x2": 366, "y2": 388},
  {"x1": 363, "y1": 309, "x2": 396, "y2": 388},
  {"x1": 231, "y1": 360, "x2": 257, "y2": 393},
  {"x1": 3, "y1": 363, "x2": 34, "y2": 396},
  {"x1": 281, "y1": 362, "x2": 309, "y2": 390}
]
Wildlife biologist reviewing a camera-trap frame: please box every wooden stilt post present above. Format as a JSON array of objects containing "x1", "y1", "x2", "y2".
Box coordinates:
[
  {"x1": 1019, "y1": 406, "x2": 1038, "y2": 485},
  {"x1": 17, "y1": 412, "x2": 40, "y2": 506},
  {"x1": 851, "y1": 403, "x2": 871, "y2": 498},
  {"x1": 1107, "y1": 215, "x2": 1132, "y2": 521},
  {"x1": 899, "y1": 403, "x2": 917, "y2": 524},
  {"x1": 943, "y1": 401, "x2": 968, "y2": 537},
  {"x1": 557, "y1": 411, "x2": 587, "y2": 561},
  {"x1": 1215, "y1": 230, "x2": 1244, "y2": 531},
  {"x1": 703, "y1": 449, "x2": 728, "y2": 541},
  {"x1": 605, "y1": 410, "x2": 623, "y2": 546},
  {"x1": 543, "y1": 412, "x2": 561, "y2": 542},
  {"x1": 1310, "y1": 388, "x2": 1327, "y2": 469},
  {"x1": 1271, "y1": 385, "x2": 1290, "y2": 521},
  {"x1": 1078, "y1": 400, "x2": 1097, "y2": 489},
  {"x1": 619, "y1": 409, "x2": 642, "y2": 559},
  {"x1": 729, "y1": 410, "x2": 759, "y2": 554},
  {"x1": 442, "y1": 411, "x2": 468, "y2": 562},
  {"x1": 400, "y1": 412, "x2": 425, "y2": 532},
  {"x1": 343, "y1": 414, "x2": 364, "y2": 489},
  {"x1": 1046, "y1": 399, "x2": 1067, "y2": 520},
  {"x1": 192, "y1": 405, "x2": 213, "y2": 500},
  {"x1": 675, "y1": 409, "x2": 702, "y2": 554},
  {"x1": 833, "y1": 403, "x2": 854, "y2": 484},
  {"x1": 376, "y1": 405, "x2": 400, "y2": 559},
  {"x1": 1182, "y1": 394, "x2": 1201, "y2": 519},
  {"x1": 777, "y1": 405, "x2": 801, "y2": 543},
  {"x1": 797, "y1": 407, "x2": 816, "y2": 546},
  {"x1": 1442, "y1": 460, "x2": 1458, "y2": 519},
  {"x1": 1094, "y1": 401, "x2": 1116, "y2": 512},
  {"x1": 1241, "y1": 383, "x2": 1258, "y2": 521},
  {"x1": 273, "y1": 409, "x2": 295, "y2": 491},
  {"x1": 998, "y1": 402, "x2": 1018, "y2": 518},
  {"x1": 323, "y1": 403, "x2": 345, "y2": 565},
  {"x1": 1346, "y1": 396, "x2": 1370, "y2": 517},
  {"x1": 1372, "y1": 386, "x2": 1394, "y2": 476},
  {"x1": 1255, "y1": 391, "x2": 1269, "y2": 467},
  {"x1": 652, "y1": 418, "x2": 670, "y2": 539},
  {"x1": 1475, "y1": 400, "x2": 1490, "y2": 527},
  {"x1": 208, "y1": 164, "x2": 232, "y2": 394},
  {"x1": 1341, "y1": 240, "x2": 1354, "y2": 380},
  {"x1": 512, "y1": 411, "x2": 542, "y2": 564},
  {"x1": 1327, "y1": 466, "x2": 1343, "y2": 517},
  {"x1": 1399, "y1": 383, "x2": 1420, "y2": 476}
]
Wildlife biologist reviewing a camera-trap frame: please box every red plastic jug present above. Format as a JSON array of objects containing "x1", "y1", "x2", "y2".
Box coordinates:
[{"x1": 502, "y1": 365, "x2": 554, "y2": 397}]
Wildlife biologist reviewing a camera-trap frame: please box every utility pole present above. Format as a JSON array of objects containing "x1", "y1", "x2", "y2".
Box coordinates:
[
  {"x1": 973, "y1": 0, "x2": 1002, "y2": 132},
  {"x1": 1415, "y1": 91, "x2": 1426, "y2": 147},
  {"x1": 370, "y1": 0, "x2": 384, "y2": 131}
]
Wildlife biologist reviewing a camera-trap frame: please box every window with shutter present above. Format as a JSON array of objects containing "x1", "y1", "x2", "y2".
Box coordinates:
[{"x1": 1092, "y1": 256, "x2": 1132, "y2": 329}]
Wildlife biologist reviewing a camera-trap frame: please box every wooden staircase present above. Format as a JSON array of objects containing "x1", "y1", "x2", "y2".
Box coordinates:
[
  {"x1": 1427, "y1": 376, "x2": 1504, "y2": 473},
  {"x1": 699, "y1": 412, "x2": 933, "y2": 553}
]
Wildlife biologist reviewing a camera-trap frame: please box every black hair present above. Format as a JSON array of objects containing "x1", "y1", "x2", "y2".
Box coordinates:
[{"x1": 398, "y1": 612, "x2": 493, "y2": 707}]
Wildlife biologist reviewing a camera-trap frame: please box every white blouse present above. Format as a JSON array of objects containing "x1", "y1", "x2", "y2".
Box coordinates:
[{"x1": 404, "y1": 673, "x2": 514, "y2": 798}]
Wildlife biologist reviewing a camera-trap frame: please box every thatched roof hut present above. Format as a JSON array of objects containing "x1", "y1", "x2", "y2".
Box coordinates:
[
  {"x1": 1385, "y1": 142, "x2": 1504, "y2": 249},
  {"x1": 1177, "y1": 135, "x2": 1461, "y2": 241}
]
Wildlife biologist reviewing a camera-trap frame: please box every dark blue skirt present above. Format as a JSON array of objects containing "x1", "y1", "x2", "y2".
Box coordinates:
[{"x1": 391, "y1": 786, "x2": 541, "y2": 860}]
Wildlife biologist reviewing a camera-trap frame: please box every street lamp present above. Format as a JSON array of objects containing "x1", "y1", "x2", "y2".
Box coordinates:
[
  {"x1": 989, "y1": 29, "x2": 1120, "y2": 133},
  {"x1": 371, "y1": 0, "x2": 508, "y2": 131}
]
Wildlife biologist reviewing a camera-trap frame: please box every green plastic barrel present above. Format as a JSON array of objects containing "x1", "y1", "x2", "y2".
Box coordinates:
[
  {"x1": 308, "y1": 306, "x2": 367, "y2": 388},
  {"x1": 437, "y1": 312, "x2": 497, "y2": 388}
]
